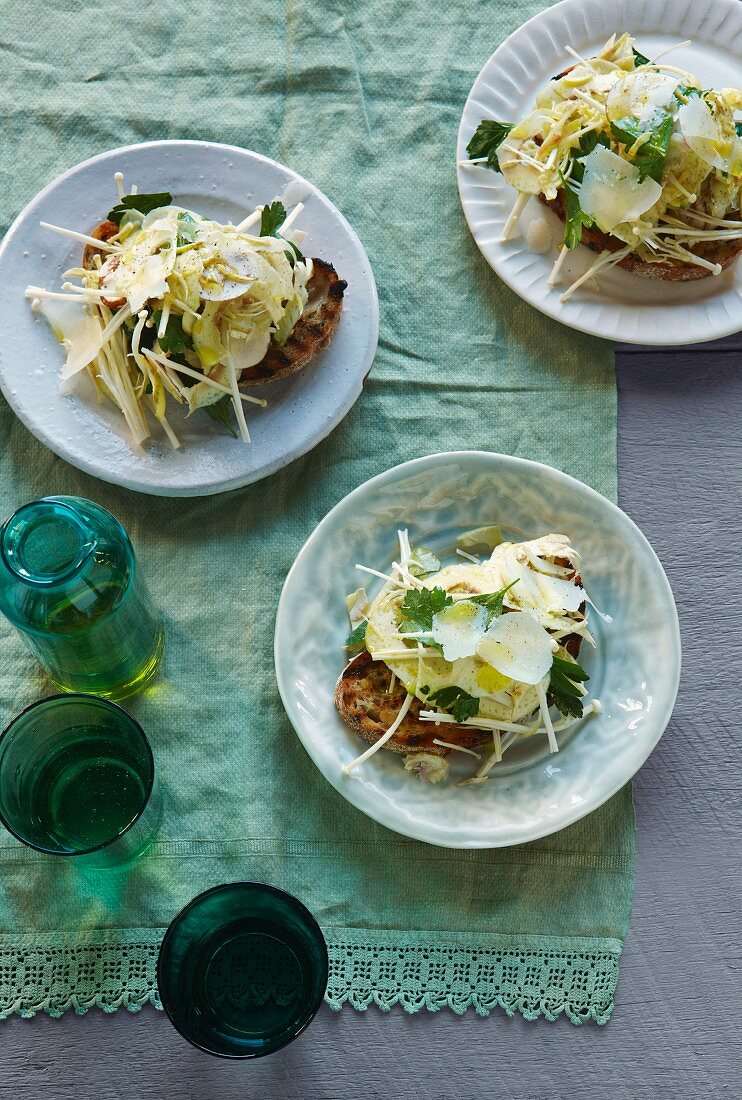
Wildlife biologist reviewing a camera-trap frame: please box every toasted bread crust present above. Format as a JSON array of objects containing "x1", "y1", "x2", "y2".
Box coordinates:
[
  {"x1": 238, "y1": 259, "x2": 346, "y2": 386},
  {"x1": 334, "y1": 651, "x2": 491, "y2": 759},
  {"x1": 82, "y1": 221, "x2": 345, "y2": 380},
  {"x1": 81, "y1": 220, "x2": 120, "y2": 269},
  {"x1": 541, "y1": 192, "x2": 742, "y2": 281}
]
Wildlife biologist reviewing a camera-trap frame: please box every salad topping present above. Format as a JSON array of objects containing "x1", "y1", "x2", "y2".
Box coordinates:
[
  {"x1": 27, "y1": 175, "x2": 315, "y2": 447},
  {"x1": 465, "y1": 34, "x2": 742, "y2": 298},
  {"x1": 341, "y1": 529, "x2": 604, "y2": 784}
]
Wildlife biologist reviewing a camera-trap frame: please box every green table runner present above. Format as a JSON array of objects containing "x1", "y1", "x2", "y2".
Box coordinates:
[{"x1": 0, "y1": 0, "x2": 634, "y2": 1024}]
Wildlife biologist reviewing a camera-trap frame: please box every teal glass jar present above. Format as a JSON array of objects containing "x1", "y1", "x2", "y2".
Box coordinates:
[{"x1": 0, "y1": 496, "x2": 163, "y2": 700}]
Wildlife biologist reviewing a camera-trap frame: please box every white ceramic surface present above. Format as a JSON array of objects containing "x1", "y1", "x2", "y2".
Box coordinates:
[
  {"x1": 275, "y1": 451, "x2": 681, "y2": 848},
  {"x1": 457, "y1": 0, "x2": 742, "y2": 346},
  {"x1": 0, "y1": 141, "x2": 379, "y2": 496}
]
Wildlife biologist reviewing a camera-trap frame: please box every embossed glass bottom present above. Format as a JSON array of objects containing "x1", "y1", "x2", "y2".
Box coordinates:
[{"x1": 157, "y1": 883, "x2": 329, "y2": 1057}]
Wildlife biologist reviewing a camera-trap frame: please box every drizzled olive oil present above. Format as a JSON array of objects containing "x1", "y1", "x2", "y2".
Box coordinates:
[{"x1": 40, "y1": 578, "x2": 164, "y2": 699}]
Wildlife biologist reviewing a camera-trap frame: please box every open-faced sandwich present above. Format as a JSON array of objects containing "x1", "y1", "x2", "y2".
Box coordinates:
[
  {"x1": 335, "y1": 527, "x2": 604, "y2": 785},
  {"x1": 26, "y1": 175, "x2": 346, "y2": 447},
  {"x1": 465, "y1": 33, "x2": 742, "y2": 300}
]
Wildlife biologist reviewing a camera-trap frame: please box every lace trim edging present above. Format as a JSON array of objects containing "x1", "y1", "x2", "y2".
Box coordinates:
[{"x1": 0, "y1": 930, "x2": 620, "y2": 1026}]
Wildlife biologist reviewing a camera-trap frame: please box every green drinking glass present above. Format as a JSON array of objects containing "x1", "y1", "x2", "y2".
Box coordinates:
[
  {"x1": 0, "y1": 496, "x2": 163, "y2": 700},
  {"x1": 0, "y1": 694, "x2": 159, "y2": 863},
  {"x1": 157, "y1": 883, "x2": 329, "y2": 1058}
]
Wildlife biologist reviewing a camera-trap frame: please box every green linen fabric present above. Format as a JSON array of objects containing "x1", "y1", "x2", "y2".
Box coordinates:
[{"x1": 0, "y1": 0, "x2": 634, "y2": 1023}]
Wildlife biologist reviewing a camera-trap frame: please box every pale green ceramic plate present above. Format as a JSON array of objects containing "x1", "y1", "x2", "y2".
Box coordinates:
[{"x1": 275, "y1": 451, "x2": 681, "y2": 848}]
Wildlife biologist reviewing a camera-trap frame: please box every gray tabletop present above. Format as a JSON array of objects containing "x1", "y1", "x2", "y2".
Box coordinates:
[{"x1": 0, "y1": 338, "x2": 739, "y2": 1100}]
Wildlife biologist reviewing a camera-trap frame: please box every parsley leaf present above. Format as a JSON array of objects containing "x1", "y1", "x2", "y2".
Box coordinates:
[
  {"x1": 399, "y1": 586, "x2": 452, "y2": 632},
  {"x1": 578, "y1": 129, "x2": 610, "y2": 159},
  {"x1": 107, "y1": 192, "x2": 173, "y2": 225},
  {"x1": 152, "y1": 312, "x2": 194, "y2": 355},
  {"x1": 632, "y1": 47, "x2": 650, "y2": 67},
  {"x1": 260, "y1": 201, "x2": 287, "y2": 237},
  {"x1": 203, "y1": 395, "x2": 237, "y2": 438},
  {"x1": 345, "y1": 621, "x2": 367, "y2": 651},
  {"x1": 259, "y1": 202, "x2": 305, "y2": 265},
  {"x1": 610, "y1": 113, "x2": 674, "y2": 183},
  {"x1": 560, "y1": 173, "x2": 594, "y2": 249},
  {"x1": 283, "y1": 238, "x2": 306, "y2": 267},
  {"x1": 428, "y1": 685, "x2": 480, "y2": 724},
  {"x1": 470, "y1": 579, "x2": 519, "y2": 622},
  {"x1": 408, "y1": 547, "x2": 441, "y2": 578},
  {"x1": 467, "y1": 120, "x2": 514, "y2": 172},
  {"x1": 674, "y1": 84, "x2": 702, "y2": 103},
  {"x1": 548, "y1": 655, "x2": 590, "y2": 719}
]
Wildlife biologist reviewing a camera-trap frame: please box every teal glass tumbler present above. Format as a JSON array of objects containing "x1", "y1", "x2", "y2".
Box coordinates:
[
  {"x1": 157, "y1": 883, "x2": 328, "y2": 1058},
  {"x1": 0, "y1": 694, "x2": 158, "y2": 863},
  {"x1": 0, "y1": 496, "x2": 163, "y2": 700}
]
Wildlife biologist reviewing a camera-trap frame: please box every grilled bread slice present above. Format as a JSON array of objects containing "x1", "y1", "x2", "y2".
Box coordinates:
[
  {"x1": 82, "y1": 221, "x2": 346, "y2": 382},
  {"x1": 334, "y1": 651, "x2": 491, "y2": 759},
  {"x1": 541, "y1": 190, "x2": 742, "y2": 282},
  {"x1": 238, "y1": 259, "x2": 346, "y2": 385}
]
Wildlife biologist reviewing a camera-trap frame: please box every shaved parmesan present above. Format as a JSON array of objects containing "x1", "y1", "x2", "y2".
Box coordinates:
[
  {"x1": 606, "y1": 71, "x2": 679, "y2": 124},
  {"x1": 128, "y1": 253, "x2": 171, "y2": 312},
  {"x1": 58, "y1": 304, "x2": 131, "y2": 381},
  {"x1": 530, "y1": 573, "x2": 585, "y2": 613},
  {"x1": 476, "y1": 612, "x2": 554, "y2": 686},
  {"x1": 100, "y1": 227, "x2": 177, "y2": 314},
  {"x1": 38, "y1": 297, "x2": 102, "y2": 380},
  {"x1": 431, "y1": 601, "x2": 488, "y2": 661},
  {"x1": 526, "y1": 216, "x2": 554, "y2": 254},
  {"x1": 578, "y1": 146, "x2": 662, "y2": 231},
  {"x1": 678, "y1": 96, "x2": 732, "y2": 171}
]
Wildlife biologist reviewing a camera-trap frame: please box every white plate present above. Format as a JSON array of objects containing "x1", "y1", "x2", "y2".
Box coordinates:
[
  {"x1": 457, "y1": 0, "x2": 742, "y2": 345},
  {"x1": 0, "y1": 141, "x2": 378, "y2": 496},
  {"x1": 275, "y1": 451, "x2": 681, "y2": 848}
]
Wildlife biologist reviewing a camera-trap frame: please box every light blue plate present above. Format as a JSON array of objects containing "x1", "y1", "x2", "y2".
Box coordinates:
[
  {"x1": 0, "y1": 141, "x2": 378, "y2": 496},
  {"x1": 275, "y1": 451, "x2": 681, "y2": 848}
]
